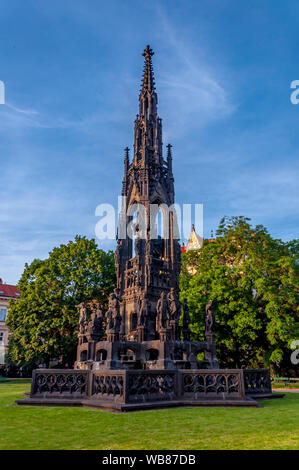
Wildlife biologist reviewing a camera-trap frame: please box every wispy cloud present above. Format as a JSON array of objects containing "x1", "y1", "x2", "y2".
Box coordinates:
[
  {"x1": 0, "y1": 102, "x2": 50, "y2": 130},
  {"x1": 155, "y1": 8, "x2": 235, "y2": 139},
  {"x1": 5, "y1": 103, "x2": 39, "y2": 116}
]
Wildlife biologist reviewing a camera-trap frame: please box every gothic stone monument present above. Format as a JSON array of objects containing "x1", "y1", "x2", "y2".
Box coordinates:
[
  {"x1": 17, "y1": 46, "x2": 278, "y2": 411},
  {"x1": 75, "y1": 44, "x2": 218, "y2": 374}
]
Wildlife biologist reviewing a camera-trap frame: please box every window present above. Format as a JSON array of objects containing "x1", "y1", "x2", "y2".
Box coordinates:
[
  {"x1": 0, "y1": 331, "x2": 4, "y2": 345},
  {"x1": 131, "y1": 312, "x2": 137, "y2": 331},
  {"x1": 96, "y1": 349, "x2": 107, "y2": 361},
  {"x1": 146, "y1": 349, "x2": 159, "y2": 361},
  {"x1": 80, "y1": 350, "x2": 87, "y2": 362},
  {"x1": 0, "y1": 309, "x2": 7, "y2": 322}
]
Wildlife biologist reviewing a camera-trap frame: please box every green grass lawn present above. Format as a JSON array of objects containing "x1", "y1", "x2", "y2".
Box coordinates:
[{"x1": 0, "y1": 383, "x2": 298, "y2": 450}]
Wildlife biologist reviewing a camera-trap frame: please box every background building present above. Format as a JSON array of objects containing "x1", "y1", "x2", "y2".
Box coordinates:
[
  {"x1": 181, "y1": 224, "x2": 216, "y2": 253},
  {"x1": 0, "y1": 278, "x2": 20, "y2": 364},
  {"x1": 181, "y1": 224, "x2": 204, "y2": 253}
]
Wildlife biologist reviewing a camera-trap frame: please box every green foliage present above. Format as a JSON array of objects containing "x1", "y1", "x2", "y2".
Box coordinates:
[
  {"x1": 180, "y1": 216, "x2": 299, "y2": 371},
  {"x1": 6, "y1": 236, "x2": 116, "y2": 368}
]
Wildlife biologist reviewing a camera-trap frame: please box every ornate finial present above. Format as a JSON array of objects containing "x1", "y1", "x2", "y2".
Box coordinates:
[
  {"x1": 142, "y1": 45, "x2": 154, "y2": 58},
  {"x1": 122, "y1": 147, "x2": 130, "y2": 196},
  {"x1": 167, "y1": 143, "x2": 172, "y2": 158},
  {"x1": 141, "y1": 45, "x2": 155, "y2": 94}
]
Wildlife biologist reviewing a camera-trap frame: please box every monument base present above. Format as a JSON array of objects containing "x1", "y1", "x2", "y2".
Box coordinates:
[
  {"x1": 75, "y1": 339, "x2": 218, "y2": 371},
  {"x1": 15, "y1": 368, "x2": 280, "y2": 411}
]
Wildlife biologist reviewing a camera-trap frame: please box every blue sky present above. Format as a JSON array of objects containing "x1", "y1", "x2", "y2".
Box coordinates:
[{"x1": 0, "y1": 0, "x2": 298, "y2": 284}]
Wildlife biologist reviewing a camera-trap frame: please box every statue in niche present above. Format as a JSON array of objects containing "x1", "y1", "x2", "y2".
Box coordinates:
[
  {"x1": 205, "y1": 300, "x2": 215, "y2": 341},
  {"x1": 168, "y1": 288, "x2": 181, "y2": 322},
  {"x1": 106, "y1": 311, "x2": 114, "y2": 334},
  {"x1": 87, "y1": 304, "x2": 104, "y2": 338},
  {"x1": 114, "y1": 309, "x2": 122, "y2": 334},
  {"x1": 78, "y1": 303, "x2": 87, "y2": 335},
  {"x1": 156, "y1": 291, "x2": 169, "y2": 330},
  {"x1": 106, "y1": 292, "x2": 119, "y2": 334},
  {"x1": 138, "y1": 294, "x2": 148, "y2": 327}
]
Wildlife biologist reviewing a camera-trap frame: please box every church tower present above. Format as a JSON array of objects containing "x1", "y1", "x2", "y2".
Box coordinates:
[{"x1": 115, "y1": 45, "x2": 181, "y2": 341}]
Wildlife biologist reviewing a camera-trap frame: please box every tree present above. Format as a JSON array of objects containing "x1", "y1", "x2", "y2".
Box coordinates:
[
  {"x1": 180, "y1": 216, "x2": 299, "y2": 373},
  {"x1": 6, "y1": 236, "x2": 116, "y2": 368}
]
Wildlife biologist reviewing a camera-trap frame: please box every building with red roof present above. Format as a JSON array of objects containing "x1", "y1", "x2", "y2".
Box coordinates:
[{"x1": 0, "y1": 278, "x2": 20, "y2": 364}]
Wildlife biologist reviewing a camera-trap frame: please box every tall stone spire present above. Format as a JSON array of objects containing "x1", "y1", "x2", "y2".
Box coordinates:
[
  {"x1": 115, "y1": 46, "x2": 181, "y2": 341},
  {"x1": 134, "y1": 45, "x2": 162, "y2": 167}
]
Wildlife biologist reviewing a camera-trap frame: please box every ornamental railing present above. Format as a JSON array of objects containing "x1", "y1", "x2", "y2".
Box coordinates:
[
  {"x1": 30, "y1": 368, "x2": 271, "y2": 402},
  {"x1": 243, "y1": 369, "x2": 272, "y2": 395},
  {"x1": 91, "y1": 370, "x2": 125, "y2": 402},
  {"x1": 181, "y1": 370, "x2": 245, "y2": 399},
  {"x1": 31, "y1": 369, "x2": 89, "y2": 398},
  {"x1": 127, "y1": 370, "x2": 176, "y2": 403}
]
